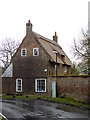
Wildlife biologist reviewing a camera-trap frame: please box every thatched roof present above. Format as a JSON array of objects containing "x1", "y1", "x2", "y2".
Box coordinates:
[{"x1": 34, "y1": 32, "x2": 72, "y2": 66}]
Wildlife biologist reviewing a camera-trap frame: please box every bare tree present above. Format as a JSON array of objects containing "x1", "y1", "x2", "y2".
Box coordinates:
[
  {"x1": 73, "y1": 29, "x2": 90, "y2": 75},
  {"x1": 71, "y1": 62, "x2": 79, "y2": 75},
  {"x1": 0, "y1": 38, "x2": 20, "y2": 69}
]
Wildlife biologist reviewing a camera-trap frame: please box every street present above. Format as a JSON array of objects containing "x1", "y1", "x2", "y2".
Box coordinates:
[{"x1": 0, "y1": 98, "x2": 89, "y2": 119}]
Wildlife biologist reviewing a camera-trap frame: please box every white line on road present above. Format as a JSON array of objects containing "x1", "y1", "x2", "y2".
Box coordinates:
[{"x1": 0, "y1": 112, "x2": 8, "y2": 120}]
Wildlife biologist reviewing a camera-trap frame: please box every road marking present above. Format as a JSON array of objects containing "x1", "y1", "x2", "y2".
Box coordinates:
[{"x1": 0, "y1": 113, "x2": 8, "y2": 120}]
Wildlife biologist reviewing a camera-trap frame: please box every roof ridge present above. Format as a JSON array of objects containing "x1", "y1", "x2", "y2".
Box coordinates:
[{"x1": 33, "y1": 32, "x2": 62, "y2": 49}]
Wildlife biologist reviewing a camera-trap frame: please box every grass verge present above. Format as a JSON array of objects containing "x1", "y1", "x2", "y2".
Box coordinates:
[{"x1": 2, "y1": 95, "x2": 90, "y2": 110}]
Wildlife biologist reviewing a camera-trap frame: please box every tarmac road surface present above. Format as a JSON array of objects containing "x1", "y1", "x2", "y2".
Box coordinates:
[{"x1": 0, "y1": 98, "x2": 89, "y2": 120}]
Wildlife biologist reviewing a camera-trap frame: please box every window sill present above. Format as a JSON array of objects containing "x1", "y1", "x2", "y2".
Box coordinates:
[{"x1": 35, "y1": 91, "x2": 46, "y2": 93}]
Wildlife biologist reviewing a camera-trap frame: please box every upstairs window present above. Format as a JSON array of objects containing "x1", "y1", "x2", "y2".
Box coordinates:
[
  {"x1": 33, "y1": 48, "x2": 39, "y2": 56},
  {"x1": 16, "y1": 78, "x2": 22, "y2": 92},
  {"x1": 21, "y1": 48, "x2": 27, "y2": 57},
  {"x1": 61, "y1": 55, "x2": 65, "y2": 62},
  {"x1": 64, "y1": 66, "x2": 67, "y2": 73}
]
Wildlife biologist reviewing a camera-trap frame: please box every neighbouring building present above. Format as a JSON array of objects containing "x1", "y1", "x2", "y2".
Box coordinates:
[{"x1": 2, "y1": 20, "x2": 72, "y2": 97}]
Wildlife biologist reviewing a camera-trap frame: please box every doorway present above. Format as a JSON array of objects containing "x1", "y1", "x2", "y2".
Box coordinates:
[{"x1": 52, "y1": 80, "x2": 56, "y2": 98}]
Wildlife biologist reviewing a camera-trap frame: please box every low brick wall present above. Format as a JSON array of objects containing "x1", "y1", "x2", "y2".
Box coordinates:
[
  {"x1": 57, "y1": 76, "x2": 89, "y2": 102},
  {"x1": 2, "y1": 77, "x2": 15, "y2": 94},
  {"x1": 2, "y1": 76, "x2": 90, "y2": 103}
]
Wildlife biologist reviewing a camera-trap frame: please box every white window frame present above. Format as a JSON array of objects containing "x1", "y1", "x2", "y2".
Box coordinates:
[
  {"x1": 21, "y1": 48, "x2": 27, "y2": 57},
  {"x1": 35, "y1": 79, "x2": 46, "y2": 92},
  {"x1": 33, "y1": 48, "x2": 39, "y2": 56},
  {"x1": 16, "y1": 78, "x2": 22, "y2": 92}
]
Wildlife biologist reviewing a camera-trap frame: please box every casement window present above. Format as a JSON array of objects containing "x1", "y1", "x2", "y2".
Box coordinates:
[
  {"x1": 21, "y1": 48, "x2": 27, "y2": 56},
  {"x1": 16, "y1": 78, "x2": 22, "y2": 92},
  {"x1": 33, "y1": 48, "x2": 39, "y2": 56},
  {"x1": 64, "y1": 66, "x2": 67, "y2": 73},
  {"x1": 61, "y1": 55, "x2": 65, "y2": 62},
  {"x1": 35, "y1": 79, "x2": 46, "y2": 92}
]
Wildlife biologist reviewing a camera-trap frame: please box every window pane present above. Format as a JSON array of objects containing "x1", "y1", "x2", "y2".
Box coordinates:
[
  {"x1": 18, "y1": 85, "x2": 21, "y2": 87},
  {"x1": 64, "y1": 66, "x2": 67, "y2": 73},
  {"x1": 42, "y1": 86, "x2": 45, "y2": 91},
  {"x1": 34, "y1": 49, "x2": 38, "y2": 55},
  {"x1": 16, "y1": 79, "x2": 22, "y2": 92},
  {"x1": 39, "y1": 86, "x2": 41, "y2": 91},
  {"x1": 18, "y1": 88, "x2": 21, "y2": 91},
  {"x1": 33, "y1": 48, "x2": 39, "y2": 56},
  {"x1": 22, "y1": 50, "x2": 25, "y2": 55},
  {"x1": 21, "y1": 48, "x2": 27, "y2": 56},
  {"x1": 36, "y1": 79, "x2": 46, "y2": 92},
  {"x1": 18, "y1": 80, "x2": 21, "y2": 84}
]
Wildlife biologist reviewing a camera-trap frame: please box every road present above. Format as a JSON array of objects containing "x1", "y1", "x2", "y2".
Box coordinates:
[{"x1": 0, "y1": 98, "x2": 89, "y2": 119}]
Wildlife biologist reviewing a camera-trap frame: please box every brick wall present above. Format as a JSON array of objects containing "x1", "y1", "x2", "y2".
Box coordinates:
[
  {"x1": 2, "y1": 77, "x2": 48, "y2": 96},
  {"x1": 57, "y1": 76, "x2": 89, "y2": 102},
  {"x1": 2, "y1": 76, "x2": 89, "y2": 102},
  {"x1": 13, "y1": 33, "x2": 50, "y2": 78},
  {"x1": 2, "y1": 77, "x2": 15, "y2": 94}
]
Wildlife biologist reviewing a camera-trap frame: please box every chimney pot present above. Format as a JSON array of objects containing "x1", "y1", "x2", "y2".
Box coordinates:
[
  {"x1": 53, "y1": 32, "x2": 58, "y2": 43},
  {"x1": 26, "y1": 20, "x2": 33, "y2": 35},
  {"x1": 55, "y1": 32, "x2": 57, "y2": 37},
  {"x1": 28, "y1": 20, "x2": 30, "y2": 23}
]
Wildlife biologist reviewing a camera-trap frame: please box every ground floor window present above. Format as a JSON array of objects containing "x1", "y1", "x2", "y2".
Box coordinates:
[
  {"x1": 16, "y1": 78, "x2": 22, "y2": 92},
  {"x1": 35, "y1": 79, "x2": 46, "y2": 92}
]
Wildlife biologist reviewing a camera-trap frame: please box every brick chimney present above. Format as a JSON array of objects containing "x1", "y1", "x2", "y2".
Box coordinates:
[
  {"x1": 26, "y1": 20, "x2": 33, "y2": 35},
  {"x1": 53, "y1": 32, "x2": 58, "y2": 43}
]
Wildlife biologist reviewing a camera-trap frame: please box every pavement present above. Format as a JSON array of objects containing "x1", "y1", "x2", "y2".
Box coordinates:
[{"x1": 0, "y1": 98, "x2": 89, "y2": 120}]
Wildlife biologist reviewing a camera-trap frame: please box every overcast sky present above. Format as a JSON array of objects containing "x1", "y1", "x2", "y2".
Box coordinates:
[{"x1": 0, "y1": 0, "x2": 89, "y2": 62}]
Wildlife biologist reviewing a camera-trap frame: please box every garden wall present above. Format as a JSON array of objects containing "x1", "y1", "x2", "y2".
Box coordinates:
[
  {"x1": 2, "y1": 76, "x2": 90, "y2": 103},
  {"x1": 56, "y1": 76, "x2": 89, "y2": 102}
]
